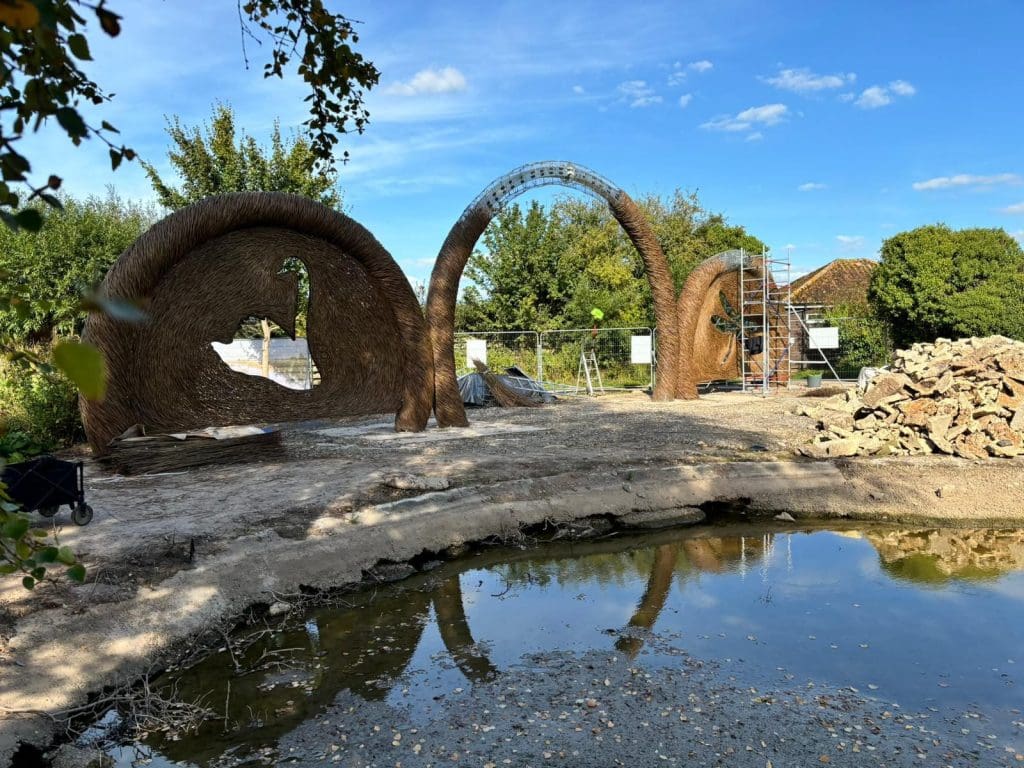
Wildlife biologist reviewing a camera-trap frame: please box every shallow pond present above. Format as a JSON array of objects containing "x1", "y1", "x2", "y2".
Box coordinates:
[{"x1": 98, "y1": 523, "x2": 1024, "y2": 766}]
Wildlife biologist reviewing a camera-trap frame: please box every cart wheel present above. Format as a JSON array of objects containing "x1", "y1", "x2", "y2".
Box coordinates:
[
  {"x1": 39, "y1": 505, "x2": 59, "y2": 518},
  {"x1": 72, "y1": 503, "x2": 93, "y2": 526}
]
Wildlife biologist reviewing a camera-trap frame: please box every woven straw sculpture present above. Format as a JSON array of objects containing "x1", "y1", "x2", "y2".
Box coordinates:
[
  {"x1": 81, "y1": 193, "x2": 433, "y2": 454},
  {"x1": 426, "y1": 165, "x2": 679, "y2": 428}
]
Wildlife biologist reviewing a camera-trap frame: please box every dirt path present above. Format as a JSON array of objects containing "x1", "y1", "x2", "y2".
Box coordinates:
[{"x1": 2, "y1": 391, "x2": 1023, "y2": 761}]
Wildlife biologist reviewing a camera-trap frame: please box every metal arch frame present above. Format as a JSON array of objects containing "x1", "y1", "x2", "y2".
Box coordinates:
[{"x1": 458, "y1": 161, "x2": 623, "y2": 221}]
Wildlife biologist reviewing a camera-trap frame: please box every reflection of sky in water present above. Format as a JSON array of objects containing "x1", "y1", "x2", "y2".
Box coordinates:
[
  {"x1": 107, "y1": 528, "x2": 1024, "y2": 766},
  {"x1": 448, "y1": 532, "x2": 1023, "y2": 712}
]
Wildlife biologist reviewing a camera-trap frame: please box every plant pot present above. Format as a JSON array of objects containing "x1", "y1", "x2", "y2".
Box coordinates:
[{"x1": 806, "y1": 374, "x2": 823, "y2": 388}]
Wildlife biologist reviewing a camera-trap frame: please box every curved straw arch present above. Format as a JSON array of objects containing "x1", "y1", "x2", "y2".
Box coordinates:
[
  {"x1": 82, "y1": 192, "x2": 433, "y2": 452},
  {"x1": 426, "y1": 162, "x2": 679, "y2": 427}
]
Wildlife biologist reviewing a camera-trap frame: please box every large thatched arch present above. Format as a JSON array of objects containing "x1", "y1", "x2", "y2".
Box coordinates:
[
  {"x1": 426, "y1": 162, "x2": 680, "y2": 427},
  {"x1": 81, "y1": 192, "x2": 432, "y2": 453}
]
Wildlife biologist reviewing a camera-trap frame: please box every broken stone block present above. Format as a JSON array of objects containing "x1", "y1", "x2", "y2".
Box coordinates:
[{"x1": 861, "y1": 373, "x2": 912, "y2": 408}]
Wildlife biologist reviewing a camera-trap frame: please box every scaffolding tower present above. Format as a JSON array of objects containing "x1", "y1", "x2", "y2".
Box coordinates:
[{"x1": 738, "y1": 247, "x2": 793, "y2": 394}]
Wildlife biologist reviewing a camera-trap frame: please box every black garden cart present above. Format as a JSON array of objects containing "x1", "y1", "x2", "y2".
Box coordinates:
[{"x1": 1, "y1": 455, "x2": 94, "y2": 525}]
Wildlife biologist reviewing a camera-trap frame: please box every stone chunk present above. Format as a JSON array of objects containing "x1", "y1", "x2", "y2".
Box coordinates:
[{"x1": 861, "y1": 373, "x2": 911, "y2": 408}]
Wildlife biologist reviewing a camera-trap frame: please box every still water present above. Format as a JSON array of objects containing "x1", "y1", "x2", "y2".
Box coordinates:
[{"x1": 100, "y1": 524, "x2": 1024, "y2": 766}]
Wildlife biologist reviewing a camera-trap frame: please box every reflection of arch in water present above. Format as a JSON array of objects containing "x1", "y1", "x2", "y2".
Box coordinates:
[
  {"x1": 432, "y1": 576, "x2": 498, "y2": 682},
  {"x1": 426, "y1": 162, "x2": 680, "y2": 427},
  {"x1": 615, "y1": 544, "x2": 680, "y2": 657}
]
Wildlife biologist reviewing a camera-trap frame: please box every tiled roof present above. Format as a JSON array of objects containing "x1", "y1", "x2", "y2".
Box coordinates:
[{"x1": 789, "y1": 258, "x2": 877, "y2": 307}]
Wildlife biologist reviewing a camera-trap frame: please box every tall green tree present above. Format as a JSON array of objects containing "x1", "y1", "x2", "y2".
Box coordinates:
[
  {"x1": 0, "y1": 193, "x2": 153, "y2": 341},
  {"x1": 868, "y1": 224, "x2": 1024, "y2": 346},
  {"x1": 457, "y1": 190, "x2": 766, "y2": 331},
  {"x1": 142, "y1": 104, "x2": 341, "y2": 210},
  {"x1": 460, "y1": 200, "x2": 569, "y2": 331}
]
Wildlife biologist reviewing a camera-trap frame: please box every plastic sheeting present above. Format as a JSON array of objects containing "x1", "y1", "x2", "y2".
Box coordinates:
[{"x1": 457, "y1": 368, "x2": 555, "y2": 407}]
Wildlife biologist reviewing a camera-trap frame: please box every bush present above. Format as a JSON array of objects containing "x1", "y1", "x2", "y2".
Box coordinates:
[{"x1": 0, "y1": 350, "x2": 81, "y2": 451}]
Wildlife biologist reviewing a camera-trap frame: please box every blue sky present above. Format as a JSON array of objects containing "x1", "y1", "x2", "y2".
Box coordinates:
[{"x1": 23, "y1": 0, "x2": 1024, "y2": 285}]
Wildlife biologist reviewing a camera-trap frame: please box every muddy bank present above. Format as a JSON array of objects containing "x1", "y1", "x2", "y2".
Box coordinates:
[{"x1": 2, "y1": 392, "x2": 1024, "y2": 761}]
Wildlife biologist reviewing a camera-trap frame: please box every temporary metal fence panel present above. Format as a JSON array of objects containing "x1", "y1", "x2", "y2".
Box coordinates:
[
  {"x1": 453, "y1": 331, "x2": 541, "y2": 380},
  {"x1": 791, "y1": 314, "x2": 893, "y2": 382},
  {"x1": 539, "y1": 327, "x2": 654, "y2": 393}
]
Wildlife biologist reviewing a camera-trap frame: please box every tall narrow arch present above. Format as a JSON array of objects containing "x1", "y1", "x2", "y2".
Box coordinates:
[{"x1": 425, "y1": 162, "x2": 680, "y2": 427}]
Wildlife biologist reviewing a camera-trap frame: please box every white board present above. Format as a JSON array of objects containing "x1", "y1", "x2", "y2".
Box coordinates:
[
  {"x1": 630, "y1": 335, "x2": 653, "y2": 364},
  {"x1": 466, "y1": 338, "x2": 487, "y2": 367},
  {"x1": 808, "y1": 327, "x2": 840, "y2": 350}
]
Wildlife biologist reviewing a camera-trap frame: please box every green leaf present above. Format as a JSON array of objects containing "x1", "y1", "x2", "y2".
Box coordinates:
[
  {"x1": 68, "y1": 33, "x2": 92, "y2": 60},
  {"x1": 96, "y1": 8, "x2": 121, "y2": 36},
  {"x1": 66, "y1": 563, "x2": 86, "y2": 583},
  {"x1": 52, "y1": 341, "x2": 107, "y2": 400},
  {"x1": 2, "y1": 516, "x2": 29, "y2": 540},
  {"x1": 22, "y1": 576, "x2": 35, "y2": 590},
  {"x1": 37, "y1": 546, "x2": 59, "y2": 564},
  {"x1": 55, "y1": 107, "x2": 88, "y2": 139},
  {"x1": 80, "y1": 294, "x2": 148, "y2": 323},
  {"x1": 0, "y1": 564, "x2": 17, "y2": 575},
  {"x1": 109, "y1": 148, "x2": 122, "y2": 171},
  {"x1": 13, "y1": 208, "x2": 43, "y2": 232},
  {"x1": 56, "y1": 546, "x2": 76, "y2": 565}
]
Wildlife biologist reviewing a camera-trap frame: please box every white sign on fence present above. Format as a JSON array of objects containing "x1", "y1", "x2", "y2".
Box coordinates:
[
  {"x1": 466, "y1": 338, "x2": 487, "y2": 367},
  {"x1": 630, "y1": 335, "x2": 653, "y2": 364},
  {"x1": 808, "y1": 327, "x2": 840, "y2": 350}
]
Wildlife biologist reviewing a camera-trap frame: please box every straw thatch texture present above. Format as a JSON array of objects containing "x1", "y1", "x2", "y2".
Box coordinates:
[
  {"x1": 426, "y1": 190, "x2": 679, "y2": 427},
  {"x1": 81, "y1": 193, "x2": 433, "y2": 454},
  {"x1": 471, "y1": 360, "x2": 542, "y2": 408},
  {"x1": 676, "y1": 252, "x2": 787, "y2": 397}
]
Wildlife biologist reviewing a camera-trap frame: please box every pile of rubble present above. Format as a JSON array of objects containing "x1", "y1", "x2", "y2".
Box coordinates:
[{"x1": 798, "y1": 336, "x2": 1024, "y2": 459}]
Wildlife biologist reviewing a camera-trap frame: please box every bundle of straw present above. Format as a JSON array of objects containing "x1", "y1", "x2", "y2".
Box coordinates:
[
  {"x1": 100, "y1": 425, "x2": 283, "y2": 475},
  {"x1": 472, "y1": 360, "x2": 542, "y2": 408}
]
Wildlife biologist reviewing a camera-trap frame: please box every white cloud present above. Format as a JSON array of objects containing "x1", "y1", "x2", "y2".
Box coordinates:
[
  {"x1": 889, "y1": 79, "x2": 916, "y2": 96},
  {"x1": 618, "y1": 80, "x2": 662, "y2": 107},
  {"x1": 678, "y1": 93, "x2": 693, "y2": 109},
  {"x1": 1010, "y1": 230, "x2": 1024, "y2": 243},
  {"x1": 384, "y1": 67, "x2": 468, "y2": 96},
  {"x1": 701, "y1": 103, "x2": 788, "y2": 134},
  {"x1": 836, "y1": 234, "x2": 865, "y2": 250},
  {"x1": 689, "y1": 60, "x2": 713, "y2": 73},
  {"x1": 737, "y1": 103, "x2": 789, "y2": 125},
  {"x1": 667, "y1": 63, "x2": 687, "y2": 86},
  {"x1": 913, "y1": 173, "x2": 1021, "y2": 191},
  {"x1": 745, "y1": 131, "x2": 763, "y2": 142},
  {"x1": 783, "y1": 243, "x2": 797, "y2": 250},
  {"x1": 1001, "y1": 202, "x2": 1024, "y2": 214},
  {"x1": 838, "y1": 92, "x2": 855, "y2": 102},
  {"x1": 798, "y1": 182, "x2": 827, "y2": 192},
  {"x1": 762, "y1": 67, "x2": 855, "y2": 92},
  {"x1": 572, "y1": 84, "x2": 585, "y2": 94},
  {"x1": 855, "y1": 86, "x2": 891, "y2": 109},
  {"x1": 854, "y1": 80, "x2": 915, "y2": 109}
]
